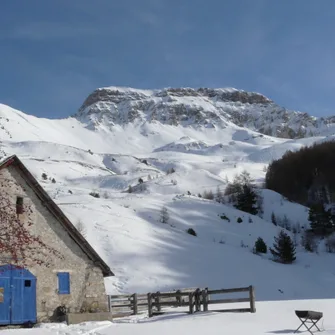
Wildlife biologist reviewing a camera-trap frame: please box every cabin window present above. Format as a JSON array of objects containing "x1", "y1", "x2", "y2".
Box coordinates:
[
  {"x1": 24, "y1": 280, "x2": 31, "y2": 287},
  {"x1": 57, "y1": 272, "x2": 70, "y2": 294},
  {"x1": 16, "y1": 196, "x2": 24, "y2": 214}
]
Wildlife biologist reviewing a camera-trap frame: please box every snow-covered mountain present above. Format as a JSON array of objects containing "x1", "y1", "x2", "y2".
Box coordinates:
[
  {"x1": 76, "y1": 86, "x2": 335, "y2": 138},
  {"x1": 1, "y1": 86, "x2": 335, "y2": 302}
]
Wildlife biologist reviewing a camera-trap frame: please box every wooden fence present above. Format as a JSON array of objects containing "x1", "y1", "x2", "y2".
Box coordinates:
[
  {"x1": 108, "y1": 293, "x2": 148, "y2": 317},
  {"x1": 109, "y1": 285, "x2": 255, "y2": 318}
]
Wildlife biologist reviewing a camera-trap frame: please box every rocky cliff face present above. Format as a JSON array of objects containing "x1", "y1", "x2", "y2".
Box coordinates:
[{"x1": 75, "y1": 86, "x2": 335, "y2": 139}]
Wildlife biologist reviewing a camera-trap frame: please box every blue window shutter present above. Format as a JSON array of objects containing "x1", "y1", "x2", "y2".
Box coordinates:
[{"x1": 57, "y1": 272, "x2": 70, "y2": 294}]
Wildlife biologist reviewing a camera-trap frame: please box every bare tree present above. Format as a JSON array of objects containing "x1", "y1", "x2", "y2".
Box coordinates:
[
  {"x1": 75, "y1": 219, "x2": 87, "y2": 238},
  {"x1": 325, "y1": 233, "x2": 335, "y2": 253},
  {"x1": 216, "y1": 185, "x2": 224, "y2": 203},
  {"x1": 160, "y1": 206, "x2": 169, "y2": 224}
]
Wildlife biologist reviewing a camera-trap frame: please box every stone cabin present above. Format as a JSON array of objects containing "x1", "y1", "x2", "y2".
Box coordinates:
[{"x1": 0, "y1": 155, "x2": 114, "y2": 325}]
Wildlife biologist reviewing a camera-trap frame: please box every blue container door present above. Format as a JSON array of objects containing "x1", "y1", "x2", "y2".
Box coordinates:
[
  {"x1": 11, "y1": 276, "x2": 37, "y2": 324},
  {"x1": 21, "y1": 278, "x2": 37, "y2": 323},
  {"x1": 0, "y1": 265, "x2": 37, "y2": 325},
  {"x1": 0, "y1": 277, "x2": 10, "y2": 325}
]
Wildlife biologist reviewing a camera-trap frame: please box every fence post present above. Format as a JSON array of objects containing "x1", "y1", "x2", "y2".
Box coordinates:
[
  {"x1": 132, "y1": 293, "x2": 138, "y2": 315},
  {"x1": 195, "y1": 288, "x2": 201, "y2": 312},
  {"x1": 189, "y1": 292, "x2": 194, "y2": 314},
  {"x1": 202, "y1": 288, "x2": 208, "y2": 312},
  {"x1": 249, "y1": 285, "x2": 256, "y2": 313},
  {"x1": 155, "y1": 291, "x2": 161, "y2": 312},
  {"x1": 148, "y1": 293, "x2": 153, "y2": 317},
  {"x1": 108, "y1": 295, "x2": 111, "y2": 313},
  {"x1": 176, "y1": 290, "x2": 182, "y2": 306}
]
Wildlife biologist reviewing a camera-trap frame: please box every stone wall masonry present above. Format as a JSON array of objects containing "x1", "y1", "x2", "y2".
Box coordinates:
[{"x1": 0, "y1": 166, "x2": 110, "y2": 322}]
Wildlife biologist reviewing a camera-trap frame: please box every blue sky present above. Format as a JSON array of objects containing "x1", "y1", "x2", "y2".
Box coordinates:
[{"x1": 1, "y1": 0, "x2": 335, "y2": 118}]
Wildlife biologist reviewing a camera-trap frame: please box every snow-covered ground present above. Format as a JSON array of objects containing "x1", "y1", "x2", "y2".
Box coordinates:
[
  {"x1": 1, "y1": 102, "x2": 335, "y2": 304},
  {"x1": 1, "y1": 300, "x2": 335, "y2": 334}
]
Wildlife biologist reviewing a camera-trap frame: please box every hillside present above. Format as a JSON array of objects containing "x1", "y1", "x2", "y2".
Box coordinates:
[{"x1": 1, "y1": 87, "x2": 335, "y2": 302}]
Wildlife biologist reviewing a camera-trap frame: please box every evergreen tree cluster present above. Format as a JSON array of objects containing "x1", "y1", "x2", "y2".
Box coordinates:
[
  {"x1": 253, "y1": 232, "x2": 296, "y2": 264},
  {"x1": 308, "y1": 203, "x2": 334, "y2": 234},
  {"x1": 224, "y1": 171, "x2": 262, "y2": 215},
  {"x1": 265, "y1": 141, "x2": 335, "y2": 205}
]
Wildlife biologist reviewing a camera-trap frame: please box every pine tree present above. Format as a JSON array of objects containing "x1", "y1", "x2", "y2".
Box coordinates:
[
  {"x1": 236, "y1": 185, "x2": 258, "y2": 215},
  {"x1": 282, "y1": 215, "x2": 291, "y2": 231},
  {"x1": 254, "y1": 237, "x2": 267, "y2": 253},
  {"x1": 308, "y1": 203, "x2": 332, "y2": 234},
  {"x1": 271, "y1": 212, "x2": 277, "y2": 226},
  {"x1": 270, "y1": 230, "x2": 296, "y2": 263},
  {"x1": 216, "y1": 185, "x2": 224, "y2": 203}
]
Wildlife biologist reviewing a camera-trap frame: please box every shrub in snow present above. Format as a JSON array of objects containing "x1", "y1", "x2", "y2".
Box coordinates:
[
  {"x1": 187, "y1": 228, "x2": 197, "y2": 236},
  {"x1": 51, "y1": 178, "x2": 56, "y2": 183},
  {"x1": 219, "y1": 214, "x2": 230, "y2": 222},
  {"x1": 270, "y1": 230, "x2": 296, "y2": 264},
  {"x1": 166, "y1": 167, "x2": 175, "y2": 174},
  {"x1": 282, "y1": 215, "x2": 291, "y2": 231},
  {"x1": 41, "y1": 173, "x2": 48, "y2": 180},
  {"x1": 301, "y1": 231, "x2": 318, "y2": 253},
  {"x1": 215, "y1": 186, "x2": 224, "y2": 203},
  {"x1": 292, "y1": 222, "x2": 301, "y2": 234},
  {"x1": 254, "y1": 237, "x2": 267, "y2": 254},
  {"x1": 237, "y1": 217, "x2": 243, "y2": 223},
  {"x1": 325, "y1": 233, "x2": 335, "y2": 253},
  {"x1": 248, "y1": 217, "x2": 253, "y2": 223},
  {"x1": 75, "y1": 219, "x2": 87, "y2": 238},
  {"x1": 198, "y1": 193, "x2": 202, "y2": 198},
  {"x1": 203, "y1": 190, "x2": 214, "y2": 200},
  {"x1": 271, "y1": 212, "x2": 277, "y2": 226},
  {"x1": 139, "y1": 183, "x2": 147, "y2": 192},
  {"x1": 128, "y1": 185, "x2": 133, "y2": 193},
  {"x1": 160, "y1": 206, "x2": 169, "y2": 224},
  {"x1": 68, "y1": 190, "x2": 72, "y2": 194},
  {"x1": 138, "y1": 178, "x2": 144, "y2": 184},
  {"x1": 89, "y1": 191, "x2": 100, "y2": 198}
]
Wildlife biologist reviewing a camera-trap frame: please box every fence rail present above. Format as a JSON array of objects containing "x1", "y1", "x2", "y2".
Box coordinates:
[{"x1": 109, "y1": 285, "x2": 255, "y2": 318}]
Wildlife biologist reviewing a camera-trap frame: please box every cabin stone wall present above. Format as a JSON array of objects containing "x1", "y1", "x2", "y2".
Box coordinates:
[{"x1": 0, "y1": 165, "x2": 109, "y2": 322}]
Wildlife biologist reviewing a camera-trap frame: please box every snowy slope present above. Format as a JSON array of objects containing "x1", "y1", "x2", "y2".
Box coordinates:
[{"x1": 1, "y1": 87, "x2": 335, "y2": 303}]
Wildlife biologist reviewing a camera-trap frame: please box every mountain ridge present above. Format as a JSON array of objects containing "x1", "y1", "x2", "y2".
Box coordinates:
[{"x1": 75, "y1": 86, "x2": 335, "y2": 139}]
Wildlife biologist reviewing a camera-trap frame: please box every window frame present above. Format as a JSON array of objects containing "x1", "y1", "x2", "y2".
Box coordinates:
[
  {"x1": 57, "y1": 272, "x2": 70, "y2": 294},
  {"x1": 16, "y1": 196, "x2": 24, "y2": 214}
]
